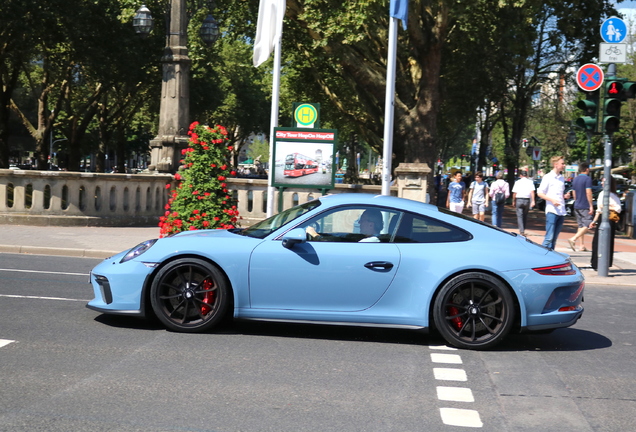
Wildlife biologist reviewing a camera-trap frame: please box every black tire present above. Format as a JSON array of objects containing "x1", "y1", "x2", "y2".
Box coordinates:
[
  {"x1": 433, "y1": 272, "x2": 515, "y2": 350},
  {"x1": 150, "y1": 258, "x2": 229, "y2": 332}
]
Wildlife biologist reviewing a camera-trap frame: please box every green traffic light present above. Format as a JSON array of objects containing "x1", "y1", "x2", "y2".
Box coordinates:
[
  {"x1": 576, "y1": 117, "x2": 597, "y2": 131},
  {"x1": 605, "y1": 98, "x2": 621, "y2": 116},
  {"x1": 575, "y1": 91, "x2": 599, "y2": 133},
  {"x1": 604, "y1": 116, "x2": 620, "y2": 134},
  {"x1": 622, "y1": 81, "x2": 636, "y2": 99}
]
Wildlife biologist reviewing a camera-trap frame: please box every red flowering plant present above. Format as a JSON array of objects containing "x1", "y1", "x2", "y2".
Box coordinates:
[{"x1": 159, "y1": 122, "x2": 240, "y2": 237}]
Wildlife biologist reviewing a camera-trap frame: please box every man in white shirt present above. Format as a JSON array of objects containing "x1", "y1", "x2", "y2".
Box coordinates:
[
  {"x1": 511, "y1": 170, "x2": 535, "y2": 236},
  {"x1": 537, "y1": 156, "x2": 571, "y2": 249}
]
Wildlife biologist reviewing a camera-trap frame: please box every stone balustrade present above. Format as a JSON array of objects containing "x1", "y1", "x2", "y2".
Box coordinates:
[{"x1": 0, "y1": 169, "x2": 424, "y2": 227}]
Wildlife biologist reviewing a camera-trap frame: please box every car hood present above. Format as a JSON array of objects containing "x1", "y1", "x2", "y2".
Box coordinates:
[{"x1": 170, "y1": 228, "x2": 240, "y2": 240}]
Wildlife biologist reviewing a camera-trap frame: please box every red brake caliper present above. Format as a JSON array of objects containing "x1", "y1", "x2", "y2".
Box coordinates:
[
  {"x1": 449, "y1": 306, "x2": 463, "y2": 330},
  {"x1": 201, "y1": 279, "x2": 215, "y2": 314}
]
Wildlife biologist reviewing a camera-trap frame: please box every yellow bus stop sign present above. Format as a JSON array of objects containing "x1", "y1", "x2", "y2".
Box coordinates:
[{"x1": 294, "y1": 103, "x2": 319, "y2": 128}]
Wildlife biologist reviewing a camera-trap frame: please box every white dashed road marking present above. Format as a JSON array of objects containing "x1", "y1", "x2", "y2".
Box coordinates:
[
  {"x1": 431, "y1": 352, "x2": 463, "y2": 364},
  {"x1": 0, "y1": 339, "x2": 15, "y2": 349},
  {"x1": 430, "y1": 346, "x2": 483, "y2": 428},
  {"x1": 434, "y1": 368, "x2": 468, "y2": 381},
  {"x1": 439, "y1": 408, "x2": 484, "y2": 428},
  {"x1": 437, "y1": 386, "x2": 475, "y2": 402}
]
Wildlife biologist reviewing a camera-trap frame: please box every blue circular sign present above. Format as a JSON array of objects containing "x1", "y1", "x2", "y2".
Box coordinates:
[
  {"x1": 576, "y1": 64, "x2": 604, "y2": 91},
  {"x1": 601, "y1": 17, "x2": 627, "y2": 43}
]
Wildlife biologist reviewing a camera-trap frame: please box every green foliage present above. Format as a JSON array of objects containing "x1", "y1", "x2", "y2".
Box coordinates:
[
  {"x1": 159, "y1": 122, "x2": 240, "y2": 237},
  {"x1": 246, "y1": 137, "x2": 270, "y2": 164}
]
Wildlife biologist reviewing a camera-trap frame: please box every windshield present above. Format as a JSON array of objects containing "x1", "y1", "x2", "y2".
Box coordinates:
[{"x1": 239, "y1": 199, "x2": 322, "y2": 239}]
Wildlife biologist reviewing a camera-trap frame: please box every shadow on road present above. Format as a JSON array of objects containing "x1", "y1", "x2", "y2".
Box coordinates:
[
  {"x1": 495, "y1": 328, "x2": 612, "y2": 352},
  {"x1": 92, "y1": 314, "x2": 611, "y2": 352}
]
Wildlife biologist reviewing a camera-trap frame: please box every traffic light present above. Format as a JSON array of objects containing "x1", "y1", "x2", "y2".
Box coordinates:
[
  {"x1": 576, "y1": 91, "x2": 599, "y2": 133},
  {"x1": 621, "y1": 81, "x2": 636, "y2": 100},
  {"x1": 603, "y1": 80, "x2": 622, "y2": 134}
]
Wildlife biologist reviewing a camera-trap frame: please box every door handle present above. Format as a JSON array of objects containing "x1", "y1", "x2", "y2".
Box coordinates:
[{"x1": 364, "y1": 261, "x2": 394, "y2": 270}]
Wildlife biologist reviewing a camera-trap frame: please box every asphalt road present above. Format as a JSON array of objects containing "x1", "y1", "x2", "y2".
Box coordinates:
[{"x1": 1, "y1": 253, "x2": 635, "y2": 431}]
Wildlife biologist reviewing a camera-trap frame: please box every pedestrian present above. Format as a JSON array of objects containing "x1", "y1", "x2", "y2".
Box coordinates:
[
  {"x1": 489, "y1": 171, "x2": 510, "y2": 228},
  {"x1": 446, "y1": 171, "x2": 466, "y2": 213},
  {"x1": 511, "y1": 170, "x2": 535, "y2": 236},
  {"x1": 537, "y1": 155, "x2": 571, "y2": 249},
  {"x1": 589, "y1": 177, "x2": 621, "y2": 270},
  {"x1": 467, "y1": 171, "x2": 489, "y2": 221},
  {"x1": 568, "y1": 163, "x2": 594, "y2": 252}
]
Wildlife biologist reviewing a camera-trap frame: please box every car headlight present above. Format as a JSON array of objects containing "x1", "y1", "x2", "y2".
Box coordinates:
[{"x1": 120, "y1": 239, "x2": 158, "y2": 263}]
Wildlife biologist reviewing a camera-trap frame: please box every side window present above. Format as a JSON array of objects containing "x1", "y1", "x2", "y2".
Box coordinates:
[
  {"x1": 299, "y1": 206, "x2": 401, "y2": 243},
  {"x1": 393, "y1": 212, "x2": 471, "y2": 243}
]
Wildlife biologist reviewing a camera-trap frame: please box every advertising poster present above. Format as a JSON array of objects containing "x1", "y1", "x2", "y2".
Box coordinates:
[{"x1": 272, "y1": 128, "x2": 338, "y2": 189}]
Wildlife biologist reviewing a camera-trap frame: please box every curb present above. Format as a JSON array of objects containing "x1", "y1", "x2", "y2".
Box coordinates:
[{"x1": 0, "y1": 244, "x2": 118, "y2": 259}]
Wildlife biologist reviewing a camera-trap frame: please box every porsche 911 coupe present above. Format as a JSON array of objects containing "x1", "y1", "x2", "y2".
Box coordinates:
[{"x1": 87, "y1": 194, "x2": 584, "y2": 350}]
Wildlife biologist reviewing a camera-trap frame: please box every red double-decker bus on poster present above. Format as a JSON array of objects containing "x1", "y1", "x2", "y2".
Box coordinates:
[{"x1": 284, "y1": 153, "x2": 319, "y2": 177}]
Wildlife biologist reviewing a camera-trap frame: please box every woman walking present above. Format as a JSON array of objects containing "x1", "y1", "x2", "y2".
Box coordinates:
[
  {"x1": 489, "y1": 171, "x2": 510, "y2": 228},
  {"x1": 589, "y1": 177, "x2": 621, "y2": 271}
]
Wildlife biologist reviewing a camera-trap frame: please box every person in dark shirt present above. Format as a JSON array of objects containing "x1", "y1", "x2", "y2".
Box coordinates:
[{"x1": 568, "y1": 163, "x2": 594, "y2": 252}]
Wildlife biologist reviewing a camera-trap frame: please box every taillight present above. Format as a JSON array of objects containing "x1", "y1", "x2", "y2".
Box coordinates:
[{"x1": 532, "y1": 263, "x2": 576, "y2": 275}]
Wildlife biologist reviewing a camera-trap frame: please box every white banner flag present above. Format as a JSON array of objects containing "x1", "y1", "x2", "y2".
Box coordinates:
[{"x1": 253, "y1": 0, "x2": 286, "y2": 67}]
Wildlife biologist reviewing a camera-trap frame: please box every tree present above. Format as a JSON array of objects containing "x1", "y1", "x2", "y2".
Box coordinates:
[{"x1": 280, "y1": 0, "x2": 616, "y2": 191}]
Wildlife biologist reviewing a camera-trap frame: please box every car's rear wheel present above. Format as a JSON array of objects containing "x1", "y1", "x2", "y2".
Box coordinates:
[
  {"x1": 150, "y1": 258, "x2": 229, "y2": 332},
  {"x1": 433, "y1": 272, "x2": 515, "y2": 350}
]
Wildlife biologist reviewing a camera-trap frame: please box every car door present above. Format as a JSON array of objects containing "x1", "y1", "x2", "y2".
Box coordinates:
[{"x1": 248, "y1": 206, "x2": 402, "y2": 312}]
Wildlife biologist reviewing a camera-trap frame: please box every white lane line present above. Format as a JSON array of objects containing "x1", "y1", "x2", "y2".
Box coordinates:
[
  {"x1": 434, "y1": 367, "x2": 467, "y2": 381},
  {"x1": 0, "y1": 268, "x2": 88, "y2": 277},
  {"x1": 430, "y1": 352, "x2": 463, "y2": 364},
  {"x1": 0, "y1": 339, "x2": 15, "y2": 349},
  {"x1": 437, "y1": 386, "x2": 475, "y2": 402},
  {"x1": 0, "y1": 294, "x2": 89, "y2": 302},
  {"x1": 439, "y1": 408, "x2": 483, "y2": 428}
]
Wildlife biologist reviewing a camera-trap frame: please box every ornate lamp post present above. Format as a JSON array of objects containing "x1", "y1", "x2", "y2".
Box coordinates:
[{"x1": 133, "y1": 2, "x2": 219, "y2": 173}]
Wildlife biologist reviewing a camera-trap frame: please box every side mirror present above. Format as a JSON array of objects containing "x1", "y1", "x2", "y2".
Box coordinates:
[{"x1": 282, "y1": 228, "x2": 308, "y2": 249}]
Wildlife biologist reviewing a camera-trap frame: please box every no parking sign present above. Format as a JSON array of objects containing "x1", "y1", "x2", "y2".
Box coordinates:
[{"x1": 576, "y1": 64, "x2": 604, "y2": 92}]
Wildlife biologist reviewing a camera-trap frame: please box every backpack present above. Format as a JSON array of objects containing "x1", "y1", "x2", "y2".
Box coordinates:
[
  {"x1": 495, "y1": 192, "x2": 506, "y2": 205},
  {"x1": 493, "y1": 181, "x2": 506, "y2": 205}
]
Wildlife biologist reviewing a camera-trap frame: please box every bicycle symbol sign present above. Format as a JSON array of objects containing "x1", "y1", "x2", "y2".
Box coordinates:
[{"x1": 576, "y1": 64, "x2": 604, "y2": 92}]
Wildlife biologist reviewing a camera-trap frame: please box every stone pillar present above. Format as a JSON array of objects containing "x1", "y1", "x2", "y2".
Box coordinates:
[
  {"x1": 394, "y1": 162, "x2": 431, "y2": 203},
  {"x1": 148, "y1": 0, "x2": 191, "y2": 173}
]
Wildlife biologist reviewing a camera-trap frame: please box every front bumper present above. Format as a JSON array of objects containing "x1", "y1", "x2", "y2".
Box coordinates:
[{"x1": 86, "y1": 252, "x2": 155, "y2": 316}]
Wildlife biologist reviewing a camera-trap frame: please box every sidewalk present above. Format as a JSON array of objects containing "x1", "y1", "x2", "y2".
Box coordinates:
[
  {"x1": 497, "y1": 206, "x2": 636, "y2": 286},
  {"x1": 1, "y1": 207, "x2": 635, "y2": 286}
]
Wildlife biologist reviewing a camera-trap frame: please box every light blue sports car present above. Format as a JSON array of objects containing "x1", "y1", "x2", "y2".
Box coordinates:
[{"x1": 87, "y1": 194, "x2": 584, "y2": 350}]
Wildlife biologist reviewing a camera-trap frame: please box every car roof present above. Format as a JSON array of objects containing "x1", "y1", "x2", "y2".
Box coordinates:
[{"x1": 318, "y1": 193, "x2": 438, "y2": 213}]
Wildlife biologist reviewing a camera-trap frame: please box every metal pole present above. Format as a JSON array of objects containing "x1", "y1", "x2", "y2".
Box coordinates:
[
  {"x1": 597, "y1": 134, "x2": 612, "y2": 276},
  {"x1": 586, "y1": 130, "x2": 591, "y2": 165},
  {"x1": 596, "y1": 63, "x2": 615, "y2": 276},
  {"x1": 381, "y1": 17, "x2": 398, "y2": 196},
  {"x1": 266, "y1": 37, "x2": 282, "y2": 218},
  {"x1": 49, "y1": 130, "x2": 53, "y2": 170}
]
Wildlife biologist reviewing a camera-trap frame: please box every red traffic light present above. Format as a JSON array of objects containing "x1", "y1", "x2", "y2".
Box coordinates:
[{"x1": 607, "y1": 81, "x2": 623, "y2": 96}]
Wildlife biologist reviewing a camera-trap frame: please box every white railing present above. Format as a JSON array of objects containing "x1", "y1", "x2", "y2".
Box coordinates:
[{"x1": 0, "y1": 169, "x2": 394, "y2": 226}]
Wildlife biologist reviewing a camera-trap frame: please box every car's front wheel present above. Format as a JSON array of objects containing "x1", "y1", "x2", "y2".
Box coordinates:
[
  {"x1": 150, "y1": 258, "x2": 229, "y2": 332},
  {"x1": 433, "y1": 272, "x2": 515, "y2": 350}
]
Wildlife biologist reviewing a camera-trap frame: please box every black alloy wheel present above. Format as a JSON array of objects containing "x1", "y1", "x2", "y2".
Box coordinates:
[
  {"x1": 150, "y1": 258, "x2": 229, "y2": 332},
  {"x1": 433, "y1": 272, "x2": 515, "y2": 350}
]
